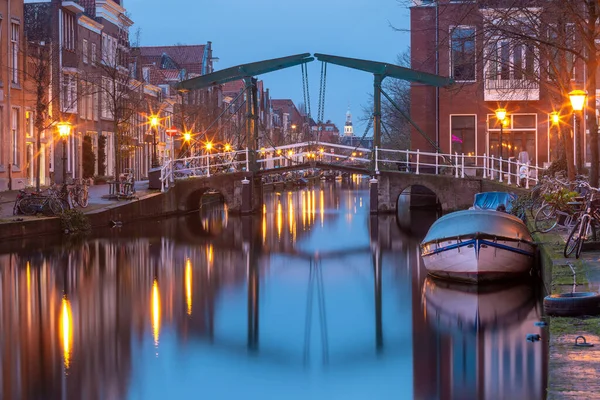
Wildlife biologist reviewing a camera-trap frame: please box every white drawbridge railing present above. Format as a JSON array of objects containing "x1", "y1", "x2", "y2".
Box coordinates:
[
  {"x1": 160, "y1": 148, "x2": 250, "y2": 192},
  {"x1": 374, "y1": 147, "x2": 545, "y2": 189},
  {"x1": 158, "y1": 142, "x2": 546, "y2": 192}
]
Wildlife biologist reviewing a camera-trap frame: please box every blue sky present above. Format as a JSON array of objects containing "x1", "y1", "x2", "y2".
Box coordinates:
[{"x1": 125, "y1": 0, "x2": 410, "y2": 134}]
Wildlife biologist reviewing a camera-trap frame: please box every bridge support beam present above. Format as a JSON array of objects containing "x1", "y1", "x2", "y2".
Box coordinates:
[{"x1": 370, "y1": 177, "x2": 379, "y2": 214}]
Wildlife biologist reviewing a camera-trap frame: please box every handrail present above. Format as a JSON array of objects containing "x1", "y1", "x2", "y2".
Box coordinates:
[{"x1": 157, "y1": 144, "x2": 548, "y2": 192}]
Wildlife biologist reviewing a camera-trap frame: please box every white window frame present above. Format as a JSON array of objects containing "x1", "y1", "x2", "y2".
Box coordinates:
[
  {"x1": 11, "y1": 22, "x2": 19, "y2": 84},
  {"x1": 91, "y1": 42, "x2": 97, "y2": 65},
  {"x1": 61, "y1": 73, "x2": 78, "y2": 113},
  {"x1": 11, "y1": 107, "x2": 20, "y2": 167},
  {"x1": 449, "y1": 25, "x2": 477, "y2": 82},
  {"x1": 83, "y1": 39, "x2": 88, "y2": 64},
  {"x1": 449, "y1": 114, "x2": 478, "y2": 160},
  {"x1": 62, "y1": 12, "x2": 75, "y2": 51}
]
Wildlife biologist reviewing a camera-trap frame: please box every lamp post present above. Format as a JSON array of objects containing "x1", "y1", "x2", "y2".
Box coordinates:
[
  {"x1": 569, "y1": 90, "x2": 587, "y2": 172},
  {"x1": 150, "y1": 115, "x2": 159, "y2": 168},
  {"x1": 57, "y1": 122, "x2": 72, "y2": 184},
  {"x1": 495, "y1": 108, "x2": 507, "y2": 159}
]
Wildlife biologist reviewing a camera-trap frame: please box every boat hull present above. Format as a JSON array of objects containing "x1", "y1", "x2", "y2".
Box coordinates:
[{"x1": 422, "y1": 237, "x2": 535, "y2": 283}]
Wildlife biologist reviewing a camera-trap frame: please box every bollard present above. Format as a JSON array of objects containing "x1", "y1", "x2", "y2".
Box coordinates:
[
  {"x1": 370, "y1": 178, "x2": 378, "y2": 214},
  {"x1": 435, "y1": 152, "x2": 439, "y2": 175},
  {"x1": 375, "y1": 146, "x2": 379, "y2": 173}
]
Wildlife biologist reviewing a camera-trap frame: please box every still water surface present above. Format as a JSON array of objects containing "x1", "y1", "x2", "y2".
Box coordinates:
[{"x1": 0, "y1": 180, "x2": 547, "y2": 399}]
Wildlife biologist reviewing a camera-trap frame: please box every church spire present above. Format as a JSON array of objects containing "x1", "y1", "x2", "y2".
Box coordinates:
[{"x1": 344, "y1": 107, "x2": 354, "y2": 137}]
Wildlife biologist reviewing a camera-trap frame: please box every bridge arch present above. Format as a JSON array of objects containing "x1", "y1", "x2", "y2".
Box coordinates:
[
  {"x1": 377, "y1": 172, "x2": 482, "y2": 212},
  {"x1": 172, "y1": 172, "x2": 247, "y2": 214},
  {"x1": 395, "y1": 183, "x2": 441, "y2": 211}
]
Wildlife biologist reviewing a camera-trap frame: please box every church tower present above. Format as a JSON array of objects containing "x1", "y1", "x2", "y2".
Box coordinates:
[{"x1": 344, "y1": 108, "x2": 354, "y2": 137}]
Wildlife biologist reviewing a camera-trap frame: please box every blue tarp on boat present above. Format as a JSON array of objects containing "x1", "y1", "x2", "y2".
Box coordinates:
[{"x1": 471, "y1": 192, "x2": 517, "y2": 212}]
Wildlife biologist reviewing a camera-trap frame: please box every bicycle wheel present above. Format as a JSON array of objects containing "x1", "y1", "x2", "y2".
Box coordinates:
[
  {"x1": 575, "y1": 218, "x2": 590, "y2": 259},
  {"x1": 47, "y1": 198, "x2": 64, "y2": 216},
  {"x1": 534, "y1": 204, "x2": 558, "y2": 233},
  {"x1": 77, "y1": 187, "x2": 89, "y2": 208},
  {"x1": 565, "y1": 218, "x2": 583, "y2": 257},
  {"x1": 18, "y1": 197, "x2": 39, "y2": 216}
]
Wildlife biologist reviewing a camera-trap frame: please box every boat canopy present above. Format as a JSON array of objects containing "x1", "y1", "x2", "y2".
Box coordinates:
[
  {"x1": 471, "y1": 192, "x2": 517, "y2": 212},
  {"x1": 421, "y1": 209, "x2": 533, "y2": 244}
]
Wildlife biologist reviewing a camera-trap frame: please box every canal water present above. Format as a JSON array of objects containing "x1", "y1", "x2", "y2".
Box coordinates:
[{"x1": 0, "y1": 179, "x2": 547, "y2": 399}]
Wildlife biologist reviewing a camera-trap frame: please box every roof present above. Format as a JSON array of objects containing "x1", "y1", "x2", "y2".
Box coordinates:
[
  {"x1": 138, "y1": 45, "x2": 206, "y2": 75},
  {"x1": 222, "y1": 80, "x2": 245, "y2": 94}
]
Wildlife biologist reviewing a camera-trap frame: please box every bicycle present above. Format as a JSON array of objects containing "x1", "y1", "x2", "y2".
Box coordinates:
[
  {"x1": 533, "y1": 187, "x2": 582, "y2": 233},
  {"x1": 16, "y1": 190, "x2": 65, "y2": 216},
  {"x1": 564, "y1": 184, "x2": 600, "y2": 259}
]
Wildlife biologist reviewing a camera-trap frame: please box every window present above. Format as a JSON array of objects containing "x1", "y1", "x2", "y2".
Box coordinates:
[
  {"x1": 450, "y1": 26, "x2": 476, "y2": 81},
  {"x1": 26, "y1": 110, "x2": 33, "y2": 138},
  {"x1": 62, "y1": 12, "x2": 75, "y2": 51},
  {"x1": 12, "y1": 108, "x2": 19, "y2": 167},
  {"x1": 102, "y1": 33, "x2": 117, "y2": 66},
  {"x1": 61, "y1": 73, "x2": 77, "y2": 113},
  {"x1": 11, "y1": 23, "x2": 19, "y2": 84},
  {"x1": 450, "y1": 115, "x2": 476, "y2": 158},
  {"x1": 91, "y1": 43, "x2": 97, "y2": 65},
  {"x1": 83, "y1": 39, "x2": 88, "y2": 64},
  {"x1": 101, "y1": 77, "x2": 114, "y2": 120}
]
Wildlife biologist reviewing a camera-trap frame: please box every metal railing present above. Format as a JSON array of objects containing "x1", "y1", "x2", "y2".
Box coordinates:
[
  {"x1": 158, "y1": 142, "x2": 547, "y2": 192},
  {"x1": 375, "y1": 147, "x2": 544, "y2": 188}
]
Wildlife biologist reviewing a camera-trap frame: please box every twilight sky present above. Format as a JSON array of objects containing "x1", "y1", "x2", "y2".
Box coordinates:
[{"x1": 124, "y1": 0, "x2": 410, "y2": 135}]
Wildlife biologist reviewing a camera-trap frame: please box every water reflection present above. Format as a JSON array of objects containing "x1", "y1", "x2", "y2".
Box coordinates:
[
  {"x1": 421, "y1": 278, "x2": 545, "y2": 400},
  {"x1": 0, "y1": 179, "x2": 546, "y2": 399}
]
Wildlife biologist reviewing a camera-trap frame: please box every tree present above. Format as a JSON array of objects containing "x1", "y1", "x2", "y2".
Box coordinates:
[
  {"x1": 25, "y1": 3, "x2": 90, "y2": 189},
  {"x1": 400, "y1": 0, "x2": 599, "y2": 182},
  {"x1": 361, "y1": 51, "x2": 412, "y2": 149},
  {"x1": 93, "y1": 22, "x2": 144, "y2": 177}
]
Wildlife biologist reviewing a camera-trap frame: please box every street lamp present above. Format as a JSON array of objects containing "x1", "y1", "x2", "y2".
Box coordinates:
[
  {"x1": 57, "y1": 122, "x2": 71, "y2": 184},
  {"x1": 569, "y1": 90, "x2": 587, "y2": 170},
  {"x1": 183, "y1": 132, "x2": 192, "y2": 157},
  {"x1": 495, "y1": 108, "x2": 507, "y2": 159},
  {"x1": 150, "y1": 115, "x2": 159, "y2": 168}
]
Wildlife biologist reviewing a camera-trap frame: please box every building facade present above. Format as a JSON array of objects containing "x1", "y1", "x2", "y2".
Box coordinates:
[
  {"x1": 0, "y1": 0, "x2": 30, "y2": 190},
  {"x1": 410, "y1": 0, "x2": 590, "y2": 169}
]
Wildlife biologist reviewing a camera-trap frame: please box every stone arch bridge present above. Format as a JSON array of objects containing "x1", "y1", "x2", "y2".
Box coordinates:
[{"x1": 157, "y1": 168, "x2": 513, "y2": 214}]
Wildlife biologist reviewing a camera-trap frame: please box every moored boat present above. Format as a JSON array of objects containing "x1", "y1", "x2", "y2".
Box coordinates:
[{"x1": 420, "y1": 209, "x2": 535, "y2": 283}]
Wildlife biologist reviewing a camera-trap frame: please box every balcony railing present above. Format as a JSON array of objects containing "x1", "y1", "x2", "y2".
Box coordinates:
[{"x1": 485, "y1": 74, "x2": 539, "y2": 90}]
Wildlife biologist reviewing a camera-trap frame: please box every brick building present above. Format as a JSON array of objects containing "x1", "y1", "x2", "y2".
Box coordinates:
[
  {"x1": 410, "y1": 0, "x2": 590, "y2": 169},
  {"x1": 0, "y1": 0, "x2": 30, "y2": 190}
]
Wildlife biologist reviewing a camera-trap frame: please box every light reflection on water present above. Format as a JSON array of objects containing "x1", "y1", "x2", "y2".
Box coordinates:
[{"x1": 0, "y1": 178, "x2": 546, "y2": 399}]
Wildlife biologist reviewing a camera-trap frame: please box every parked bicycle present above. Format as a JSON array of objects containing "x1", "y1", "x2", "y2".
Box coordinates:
[
  {"x1": 533, "y1": 187, "x2": 582, "y2": 233},
  {"x1": 67, "y1": 179, "x2": 89, "y2": 208},
  {"x1": 564, "y1": 183, "x2": 600, "y2": 259},
  {"x1": 14, "y1": 189, "x2": 65, "y2": 216}
]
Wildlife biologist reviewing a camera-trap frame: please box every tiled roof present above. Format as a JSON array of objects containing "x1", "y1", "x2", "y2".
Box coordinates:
[
  {"x1": 138, "y1": 45, "x2": 206, "y2": 75},
  {"x1": 222, "y1": 80, "x2": 245, "y2": 94}
]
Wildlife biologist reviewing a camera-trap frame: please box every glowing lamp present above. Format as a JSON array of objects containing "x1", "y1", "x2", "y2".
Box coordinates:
[{"x1": 569, "y1": 90, "x2": 587, "y2": 111}]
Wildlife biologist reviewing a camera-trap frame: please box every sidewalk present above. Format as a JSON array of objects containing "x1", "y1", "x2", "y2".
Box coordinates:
[
  {"x1": 535, "y1": 225, "x2": 600, "y2": 399},
  {"x1": 0, "y1": 180, "x2": 154, "y2": 220}
]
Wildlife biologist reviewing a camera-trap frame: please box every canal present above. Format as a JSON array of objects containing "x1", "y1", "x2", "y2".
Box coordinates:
[{"x1": 0, "y1": 179, "x2": 547, "y2": 399}]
